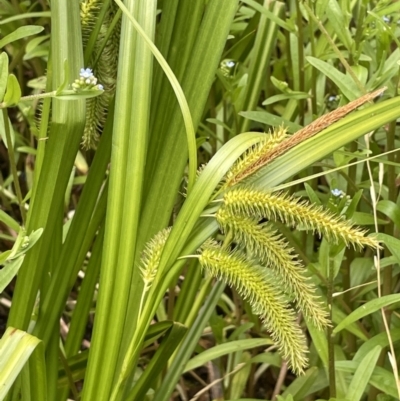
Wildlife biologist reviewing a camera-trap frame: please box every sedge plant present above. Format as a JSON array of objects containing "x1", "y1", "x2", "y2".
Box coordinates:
[{"x1": 1, "y1": 0, "x2": 400, "y2": 400}]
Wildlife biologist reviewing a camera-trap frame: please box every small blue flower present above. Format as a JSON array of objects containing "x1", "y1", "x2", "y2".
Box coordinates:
[
  {"x1": 73, "y1": 68, "x2": 103, "y2": 93},
  {"x1": 331, "y1": 188, "x2": 343, "y2": 197},
  {"x1": 382, "y1": 15, "x2": 391, "y2": 24},
  {"x1": 80, "y1": 68, "x2": 93, "y2": 79}
]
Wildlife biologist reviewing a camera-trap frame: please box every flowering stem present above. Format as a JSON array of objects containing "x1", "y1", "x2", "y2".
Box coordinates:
[{"x1": 0, "y1": 91, "x2": 57, "y2": 109}]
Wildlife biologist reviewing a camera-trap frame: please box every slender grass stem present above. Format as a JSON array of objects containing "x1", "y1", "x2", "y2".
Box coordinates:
[
  {"x1": 83, "y1": 0, "x2": 112, "y2": 65},
  {"x1": 343, "y1": 140, "x2": 358, "y2": 354},
  {"x1": 2, "y1": 109, "x2": 26, "y2": 225},
  {"x1": 327, "y1": 256, "x2": 336, "y2": 398},
  {"x1": 295, "y1": 0, "x2": 305, "y2": 125},
  {"x1": 307, "y1": 0, "x2": 317, "y2": 116}
]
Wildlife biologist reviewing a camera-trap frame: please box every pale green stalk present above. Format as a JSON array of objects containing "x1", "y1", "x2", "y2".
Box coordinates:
[{"x1": 81, "y1": 1, "x2": 156, "y2": 399}]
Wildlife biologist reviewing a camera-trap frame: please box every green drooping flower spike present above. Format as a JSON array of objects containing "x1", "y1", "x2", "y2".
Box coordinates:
[
  {"x1": 221, "y1": 187, "x2": 379, "y2": 249},
  {"x1": 199, "y1": 239, "x2": 309, "y2": 375},
  {"x1": 139, "y1": 121, "x2": 380, "y2": 375},
  {"x1": 216, "y1": 207, "x2": 330, "y2": 330}
]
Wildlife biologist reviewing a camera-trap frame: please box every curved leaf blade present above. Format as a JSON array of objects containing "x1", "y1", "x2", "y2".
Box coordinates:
[{"x1": 333, "y1": 294, "x2": 400, "y2": 334}]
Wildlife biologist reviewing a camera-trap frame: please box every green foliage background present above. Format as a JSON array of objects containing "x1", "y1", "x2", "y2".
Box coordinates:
[{"x1": 1, "y1": 0, "x2": 400, "y2": 400}]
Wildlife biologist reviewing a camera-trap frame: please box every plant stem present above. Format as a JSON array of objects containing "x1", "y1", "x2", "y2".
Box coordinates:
[
  {"x1": 272, "y1": 360, "x2": 288, "y2": 400},
  {"x1": 307, "y1": 0, "x2": 317, "y2": 116},
  {"x1": 343, "y1": 140, "x2": 358, "y2": 354},
  {"x1": 2, "y1": 109, "x2": 26, "y2": 225},
  {"x1": 295, "y1": 0, "x2": 305, "y2": 125},
  {"x1": 0, "y1": 91, "x2": 56, "y2": 108},
  {"x1": 327, "y1": 255, "x2": 336, "y2": 398}
]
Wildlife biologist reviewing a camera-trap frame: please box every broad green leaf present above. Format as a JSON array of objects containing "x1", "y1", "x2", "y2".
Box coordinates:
[
  {"x1": 376, "y1": 200, "x2": 400, "y2": 230},
  {"x1": 239, "y1": 110, "x2": 302, "y2": 133},
  {"x1": 3, "y1": 74, "x2": 22, "y2": 107},
  {"x1": 0, "y1": 256, "x2": 24, "y2": 293},
  {"x1": 335, "y1": 362, "x2": 399, "y2": 399},
  {"x1": 332, "y1": 304, "x2": 368, "y2": 341},
  {"x1": 0, "y1": 227, "x2": 42, "y2": 270},
  {"x1": 184, "y1": 338, "x2": 273, "y2": 373},
  {"x1": 0, "y1": 327, "x2": 42, "y2": 400},
  {"x1": 114, "y1": 0, "x2": 197, "y2": 193},
  {"x1": 316, "y1": 399, "x2": 350, "y2": 401},
  {"x1": 0, "y1": 11, "x2": 51, "y2": 25},
  {"x1": 246, "y1": 351, "x2": 281, "y2": 367},
  {"x1": 16, "y1": 146, "x2": 37, "y2": 155},
  {"x1": 241, "y1": 0, "x2": 292, "y2": 31},
  {"x1": 281, "y1": 367, "x2": 319, "y2": 400},
  {"x1": 0, "y1": 109, "x2": 14, "y2": 148},
  {"x1": 326, "y1": 0, "x2": 352, "y2": 51},
  {"x1": 375, "y1": 233, "x2": 400, "y2": 264},
  {"x1": 367, "y1": 48, "x2": 400, "y2": 90},
  {"x1": 0, "y1": 250, "x2": 11, "y2": 265},
  {"x1": 227, "y1": 399, "x2": 267, "y2": 401},
  {"x1": 125, "y1": 323, "x2": 187, "y2": 401},
  {"x1": 0, "y1": 209, "x2": 20, "y2": 232},
  {"x1": 334, "y1": 294, "x2": 400, "y2": 334},
  {"x1": 228, "y1": 322, "x2": 254, "y2": 340},
  {"x1": 351, "y1": 65, "x2": 368, "y2": 86},
  {"x1": 229, "y1": 352, "x2": 252, "y2": 400},
  {"x1": 306, "y1": 57, "x2": 361, "y2": 101},
  {"x1": 143, "y1": 321, "x2": 174, "y2": 347},
  {"x1": 344, "y1": 190, "x2": 363, "y2": 219},
  {"x1": 346, "y1": 346, "x2": 381, "y2": 401},
  {"x1": 206, "y1": 118, "x2": 234, "y2": 134},
  {"x1": 0, "y1": 25, "x2": 44, "y2": 48},
  {"x1": 304, "y1": 183, "x2": 322, "y2": 205},
  {"x1": 262, "y1": 92, "x2": 310, "y2": 105},
  {"x1": 354, "y1": 329, "x2": 400, "y2": 362},
  {"x1": 306, "y1": 319, "x2": 328, "y2": 367},
  {"x1": 0, "y1": 52, "x2": 8, "y2": 101},
  {"x1": 238, "y1": 0, "x2": 283, "y2": 134},
  {"x1": 277, "y1": 396, "x2": 294, "y2": 401},
  {"x1": 58, "y1": 351, "x2": 88, "y2": 387},
  {"x1": 351, "y1": 212, "x2": 387, "y2": 225},
  {"x1": 9, "y1": 228, "x2": 43, "y2": 260},
  {"x1": 23, "y1": 43, "x2": 50, "y2": 61}
]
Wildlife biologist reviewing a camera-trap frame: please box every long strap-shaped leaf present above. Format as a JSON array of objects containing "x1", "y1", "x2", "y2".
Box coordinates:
[
  {"x1": 81, "y1": 1, "x2": 157, "y2": 400},
  {"x1": 112, "y1": 132, "x2": 266, "y2": 398},
  {"x1": 114, "y1": 0, "x2": 197, "y2": 194},
  {"x1": 0, "y1": 328, "x2": 46, "y2": 401},
  {"x1": 250, "y1": 96, "x2": 400, "y2": 190},
  {"x1": 7, "y1": 0, "x2": 86, "y2": 331}
]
